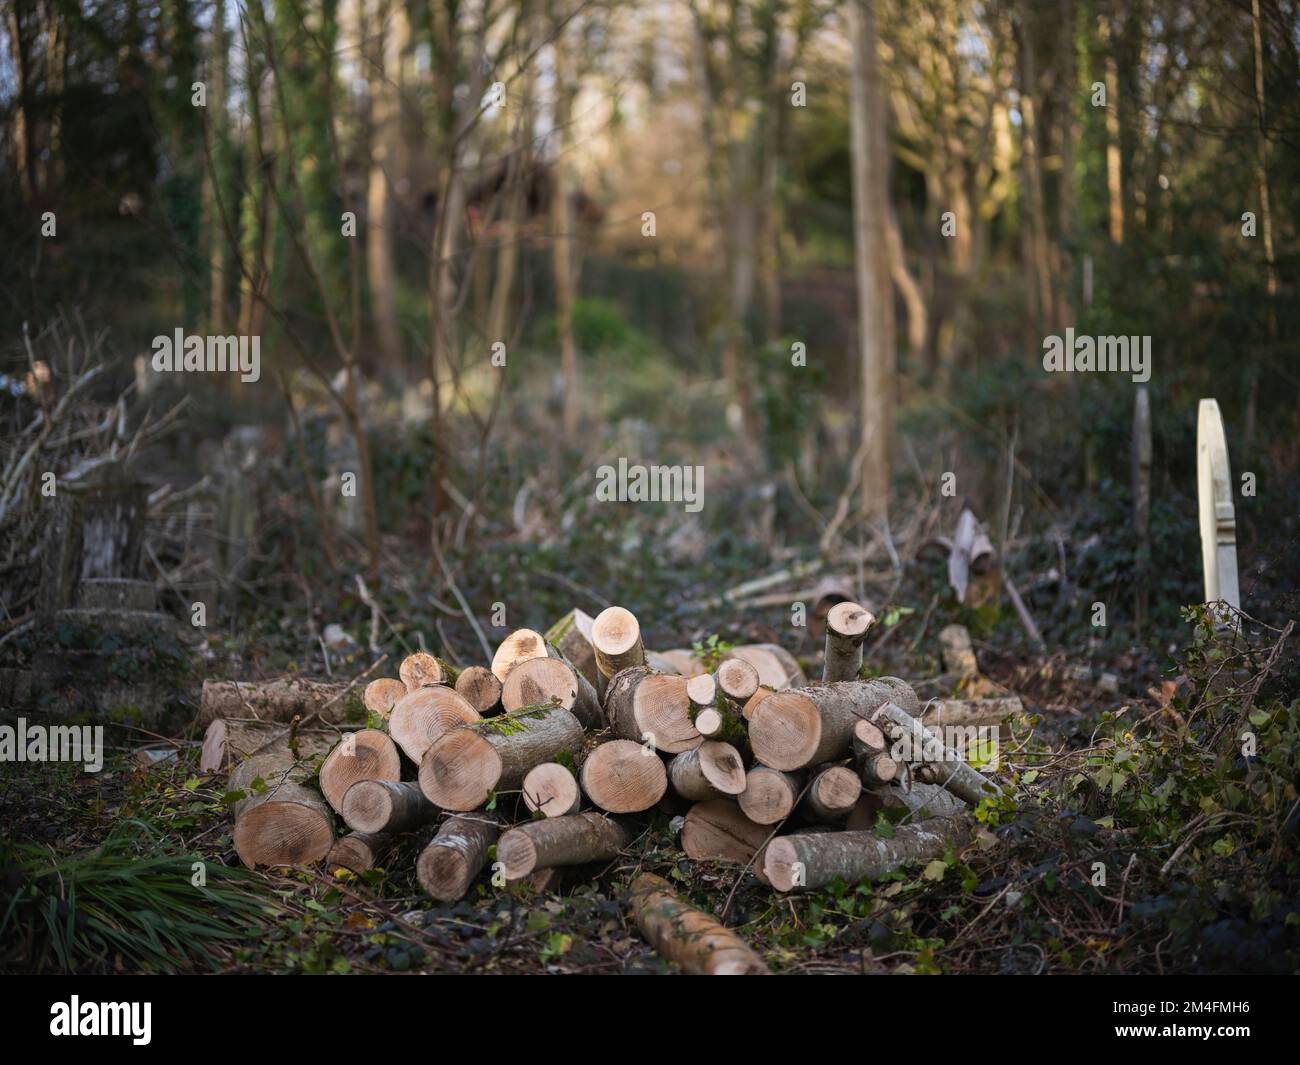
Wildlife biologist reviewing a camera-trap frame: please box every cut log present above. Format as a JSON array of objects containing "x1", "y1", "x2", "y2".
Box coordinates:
[
  {"x1": 645, "y1": 650, "x2": 684, "y2": 674},
  {"x1": 200, "y1": 719, "x2": 337, "y2": 772},
  {"x1": 628, "y1": 873, "x2": 769, "y2": 975},
  {"x1": 858, "y1": 753, "x2": 899, "y2": 785},
  {"x1": 327, "y1": 831, "x2": 391, "y2": 873},
  {"x1": 200, "y1": 678, "x2": 354, "y2": 724},
  {"x1": 850, "y1": 718, "x2": 887, "y2": 756},
  {"x1": 938, "y1": 624, "x2": 979, "y2": 679},
  {"x1": 388, "y1": 685, "x2": 481, "y2": 764},
  {"x1": 715, "y1": 658, "x2": 759, "y2": 701},
  {"x1": 416, "y1": 814, "x2": 501, "y2": 901},
  {"x1": 579, "y1": 738, "x2": 668, "y2": 813},
  {"x1": 823, "y1": 601, "x2": 875, "y2": 682},
  {"x1": 764, "y1": 816, "x2": 973, "y2": 891},
  {"x1": 318, "y1": 729, "x2": 401, "y2": 814},
  {"x1": 847, "y1": 781, "x2": 967, "y2": 829},
  {"x1": 681, "y1": 799, "x2": 771, "y2": 867},
  {"x1": 737, "y1": 766, "x2": 803, "y2": 825},
  {"x1": 604, "y1": 667, "x2": 702, "y2": 753},
  {"x1": 228, "y1": 748, "x2": 334, "y2": 868},
  {"x1": 363, "y1": 678, "x2": 406, "y2": 719},
  {"x1": 545, "y1": 608, "x2": 599, "y2": 686},
  {"x1": 591, "y1": 606, "x2": 647, "y2": 683},
  {"x1": 490, "y1": 628, "x2": 551, "y2": 682},
  {"x1": 454, "y1": 665, "x2": 503, "y2": 715},
  {"x1": 803, "y1": 765, "x2": 861, "y2": 821},
  {"x1": 400, "y1": 651, "x2": 456, "y2": 690},
  {"x1": 341, "y1": 778, "x2": 439, "y2": 834},
  {"x1": 496, "y1": 811, "x2": 629, "y2": 880},
  {"x1": 522, "y1": 762, "x2": 582, "y2": 818},
  {"x1": 748, "y1": 677, "x2": 919, "y2": 771},
  {"x1": 872, "y1": 701, "x2": 1002, "y2": 807},
  {"x1": 419, "y1": 705, "x2": 585, "y2": 811},
  {"x1": 694, "y1": 707, "x2": 724, "y2": 737},
  {"x1": 655, "y1": 648, "x2": 704, "y2": 675},
  {"x1": 741, "y1": 685, "x2": 777, "y2": 721},
  {"x1": 667, "y1": 741, "x2": 747, "y2": 801},
  {"x1": 724, "y1": 644, "x2": 805, "y2": 690},
  {"x1": 921, "y1": 696, "x2": 1023, "y2": 729},
  {"x1": 501, "y1": 656, "x2": 601, "y2": 729},
  {"x1": 686, "y1": 673, "x2": 717, "y2": 711}
]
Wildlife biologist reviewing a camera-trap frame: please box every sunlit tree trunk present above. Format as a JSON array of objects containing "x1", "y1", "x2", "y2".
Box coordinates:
[
  {"x1": 367, "y1": 0, "x2": 405, "y2": 369},
  {"x1": 551, "y1": 10, "x2": 579, "y2": 442}
]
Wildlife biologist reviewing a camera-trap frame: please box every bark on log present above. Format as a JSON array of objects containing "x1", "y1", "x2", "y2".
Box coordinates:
[
  {"x1": 873, "y1": 701, "x2": 1002, "y2": 806},
  {"x1": 416, "y1": 814, "x2": 501, "y2": 901},
  {"x1": 388, "y1": 684, "x2": 481, "y2": 764},
  {"x1": 846, "y1": 781, "x2": 967, "y2": 829},
  {"x1": 501, "y1": 656, "x2": 601, "y2": 729},
  {"x1": 628, "y1": 873, "x2": 770, "y2": 975},
  {"x1": 715, "y1": 658, "x2": 759, "y2": 701},
  {"x1": 327, "y1": 831, "x2": 391, "y2": 873},
  {"x1": 823, "y1": 601, "x2": 875, "y2": 682},
  {"x1": 920, "y1": 696, "x2": 1023, "y2": 729},
  {"x1": 200, "y1": 678, "x2": 355, "y2": 724},
  {"x1": 363, "y1": 678, "x2": 406, "y2": 719},
  {"x1": 454, "y1": 665, "x2": 503, "y2": 715},
  {"x1": 496, "y1": 811, "x2": 629, "y2": 880},
  {"x1": 604, "y1": 667, "x2": 702, "y2": 753},
  {"x1": 591, "y1": 606, "x2": 647, "y2": 682},
  {"x1": 419, "y1": 705, "x2": 585, "y2": 811},
  {"x1": 681, "y1": 799, "x2": 771, "y2": 867},
  {"x1": 667, "y1": 741, "x2": 747, "y2": 801},
  {"x1": 490, "y1": 628, "x2": 551, "y2": 682},
  {"x1": 737, "y1": 766, "x2": 804, "y2": 825},
  {"x1": 803, "y1": 765, "x2": 861, "y2": 821},
  {"x1": 545, "y1": 608, "x2": 599, "y2": 686},
  {"x1": 341, "y1": 778, "x2": 440, "y2": 834},
  {"x1": 200, "y1": 718, "x2": 337, "y2": 772},
  {"x1": 400, "y1": 651, "x2": 457, "y2": 690},
  {"x1": 522, "y1": 761, "x2": 582, "y2": 817},
  {"x1": 580, "y1": 738, "x2": 668, "y2": 813},
  {"x1": 228, "y1": 748, "x2": 334, "y2": 868},
  {"x1": 748, "y1": 677, "x2": 919, "y2": 771},
  {"x1": 858, "y1": 753, "x2": 899, "y2": 785},
  {"x1": 724, "y1": 644, "x2": 805, "y2": 690},
  {"x1": 319, "y1": 728, "x2": 401, "y2": 813},
  {"x1": 764, "y1": 816, "x2": 973, "y2": 891}
]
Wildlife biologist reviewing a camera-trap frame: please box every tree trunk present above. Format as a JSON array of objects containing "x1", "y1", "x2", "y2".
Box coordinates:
[
  {"x1": 228, "y1": 748, "x2": 334, "y2": 868},
  {"x1": 417, "y1": 814, "x2": 501, "y2": 901},
  {"x1": 822, "y1": 601, "x2": 874, "y2": 682},
  {"x1": 496, "y1": 811, "x2": 629, "y2": 879},
  {"x1": 765, "y1": 816, "x2": 972, "y2": 891},
  {"x1": 319, "y1": 728, "x2": 401, "y2": 813},
  {"x1": 365, "y1": 0, "x2": 404, "y2": 367},
  {"x1": 551, "y1": 13, "x2": 580, "y2": 441},
  {"x1": 341, "y1": 778, "x2": 439, "y2": 834},
  {"x1": 522, "y1": 762, "x2": 582, "y2": 817},
  {"x1": 747, "y1": 677, "x2": 919, "y2": 771},
  {"x1": 1101, "y1": 14, "x2": 1124, "y2": 245},
  {"x1": 628, "y1": 873, "x2": 769, "y2": 974},
  {"x1": 848, "y1": 0, "x2": 895, "y2": 521},
  {"x1": 388, "y1": 684, "x2": 481, "y2": 763},
  {"x1": 419, "y1": 705, "x2": 585, "y2": 810},
  {"x1": 579, "y1": 738, "x2": 668, "y2": 813},
  {"x1": 667, "y1": 741, "x2": 746, "y2": 801}
]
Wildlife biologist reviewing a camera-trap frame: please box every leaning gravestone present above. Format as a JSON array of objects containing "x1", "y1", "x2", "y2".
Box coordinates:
[{"x1": 1196, "y1": 399, "x2": 1241, "y2": 623}]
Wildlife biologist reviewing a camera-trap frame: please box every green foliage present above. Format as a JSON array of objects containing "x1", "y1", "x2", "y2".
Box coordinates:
[{"x1": 691, "y1": 633, "x2": 734, "y2": 671}]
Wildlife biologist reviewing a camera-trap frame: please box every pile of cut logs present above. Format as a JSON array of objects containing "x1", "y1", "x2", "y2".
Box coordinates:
[{"x1": 208, "y1": 603, "x2": 1016, "y2": 972}]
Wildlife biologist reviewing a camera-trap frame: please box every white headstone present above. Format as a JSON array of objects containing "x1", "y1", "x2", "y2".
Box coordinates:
[{"x1": 1196, "y1": 399, "x2": 1240, "y2": 621}]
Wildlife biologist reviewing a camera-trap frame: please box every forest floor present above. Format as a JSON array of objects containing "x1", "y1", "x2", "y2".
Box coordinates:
[{"x1": 4, "y1": 518, "x2": 1296, "y2": 977}]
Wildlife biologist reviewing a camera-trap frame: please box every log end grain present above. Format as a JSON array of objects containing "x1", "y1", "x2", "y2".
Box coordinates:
[
  {"x1": 522, "y1": 762, "x2": 582, "y2": 818},
  {"x1": 418, "y1": 728, "x2": 504, "y2": 811},
  {"x1": 580, "y1": 739, "x2": 668, "y2": 813},
  {"x1": 363, "y1": 678, "x2": 407, "y2": 719},
  {"x1": 747, "y1": 689, "x2": 820, "y2": 770}
]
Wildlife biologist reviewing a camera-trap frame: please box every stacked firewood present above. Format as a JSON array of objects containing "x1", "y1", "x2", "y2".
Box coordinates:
[{"x1": 213, "y1": 603, "x2": 1013, "y2": 969}]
